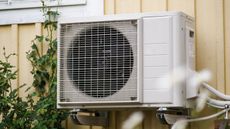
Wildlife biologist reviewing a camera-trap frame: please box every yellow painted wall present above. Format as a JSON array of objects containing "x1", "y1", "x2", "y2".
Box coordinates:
[
  {"x1": 104, "y1": 0, "x2": 230, "y2": 128},
  {"x1": 0, "y1": 0, "x2": 230, "y2": 128}
]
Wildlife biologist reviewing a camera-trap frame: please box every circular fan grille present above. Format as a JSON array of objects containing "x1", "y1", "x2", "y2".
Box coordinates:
[{"x1": 67, "y1": 26, "x2": 134, "y2": 98}]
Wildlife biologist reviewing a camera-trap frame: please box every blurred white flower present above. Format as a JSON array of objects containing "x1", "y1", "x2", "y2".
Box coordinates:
[
  {"x1": 171, "y1": 66, "x2": 187, "y2": 85},
  {"x1": 156, "y1": 67, "x2": 211, "y2": 90},
  {"x1": 156, "y1": 66, "x2": 187, "y2": 88},
  {"x1": 7, "y1": 0, "x2": 12, "y2": 5},
  {"x1": 188, "y1": 69, "x2": 211, "y2": 112},
  {"x1": 188, "y1": 69, "x2": 212, "y2": 89},
  {"x1": 196, "y1": 89, "x2": 209, "y2": 112},
  {"x1": 171, "y1": 119, "x2": 188, "y2": 129},
  {"x1": 122, "y1": 111, "x2": 144, "y2": 129}
]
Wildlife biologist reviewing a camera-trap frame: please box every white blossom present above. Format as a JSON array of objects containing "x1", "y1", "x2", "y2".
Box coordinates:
[
  {"x1": 171, "y1": 119, "x2": 188, "y2": 129},
  {"x1": 196, "y1": 89, "x2": 209, "y2": 112},
  {"x1": 188, "y1": 69, "x2": 212, "y2": 89},
  {"x1": 156, "y1": 66, "x2": 187, "y2": 88},
  {"x1": 122, "y1": 111, "x2": 144, "y2": 129},
  {"x1": 7, "y1": 0, "x2": 12, "y2": 5}
]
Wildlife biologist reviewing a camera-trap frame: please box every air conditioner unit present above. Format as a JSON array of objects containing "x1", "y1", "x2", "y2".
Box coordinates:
[{"x1": 57, "y1": 11, "x2": 195, "y2": 109}]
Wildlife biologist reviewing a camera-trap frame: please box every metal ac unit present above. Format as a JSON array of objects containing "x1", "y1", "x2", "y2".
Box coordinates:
[{"x1": 57, "y1": 12, "x2": 195, "y2": 109}]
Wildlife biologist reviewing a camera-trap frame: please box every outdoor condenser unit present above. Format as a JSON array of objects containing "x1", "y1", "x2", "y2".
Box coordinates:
[{"x1": 57, "y1": 12, "x2": 195, "y2": 109}]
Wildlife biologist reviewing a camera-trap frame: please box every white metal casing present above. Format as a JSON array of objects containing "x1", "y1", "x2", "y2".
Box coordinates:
[{"x1": 57, "y1": 11, "x2": 195, "y2": 109}]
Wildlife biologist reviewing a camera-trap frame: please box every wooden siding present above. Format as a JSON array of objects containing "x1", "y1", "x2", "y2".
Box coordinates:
[
  {"x1": 104, "y1": 0, "x2": 230, "y2": 129},
  {"x1": 0, "y1": 0, "x2": 229, "y2": 128}
]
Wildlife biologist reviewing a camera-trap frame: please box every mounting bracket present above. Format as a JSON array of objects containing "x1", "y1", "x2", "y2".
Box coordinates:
[
  {"x1": 156, "y1": 107, "x2": 189, "y2": 125},
  {"x1": 70, "y1": 109, "x2": 109, "y2": 127}
]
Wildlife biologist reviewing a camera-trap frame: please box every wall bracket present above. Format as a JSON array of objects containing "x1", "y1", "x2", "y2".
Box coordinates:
[{"x1": 70, "y1": 109, "x2": 109, "y2": 127}]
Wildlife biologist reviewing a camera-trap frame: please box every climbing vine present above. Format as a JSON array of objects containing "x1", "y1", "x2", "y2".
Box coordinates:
[
  {"x1": 26, "y1": 1, "x2": 68, "y2": 128},
  {"x1": 0, "y1": 1, "x2": 68, "y2": 128}
]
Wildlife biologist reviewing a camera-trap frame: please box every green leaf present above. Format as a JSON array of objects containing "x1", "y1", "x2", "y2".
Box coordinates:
[{"x1": 35, "y1": 35, "x2": 44, "y2": 42}]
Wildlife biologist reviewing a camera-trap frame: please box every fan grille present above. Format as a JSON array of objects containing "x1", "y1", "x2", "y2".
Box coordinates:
[
  {"x1": 67, "y1": 26, "x2": 133, "y2": 98},
  {"x1": 59, "y1": 20, "x2": 138, "y2": 103}
]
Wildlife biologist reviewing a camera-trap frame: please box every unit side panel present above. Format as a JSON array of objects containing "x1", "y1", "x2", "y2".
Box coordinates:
[
  {"x1": 185, "y1": 18, "x2": 196, "y2": 99},
  {"x1": 171, "y1": 15, "x2": 187, "y2": 107},
  {"x1": 143, "y1": 16, "x2": 173, "y2": 103}
]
